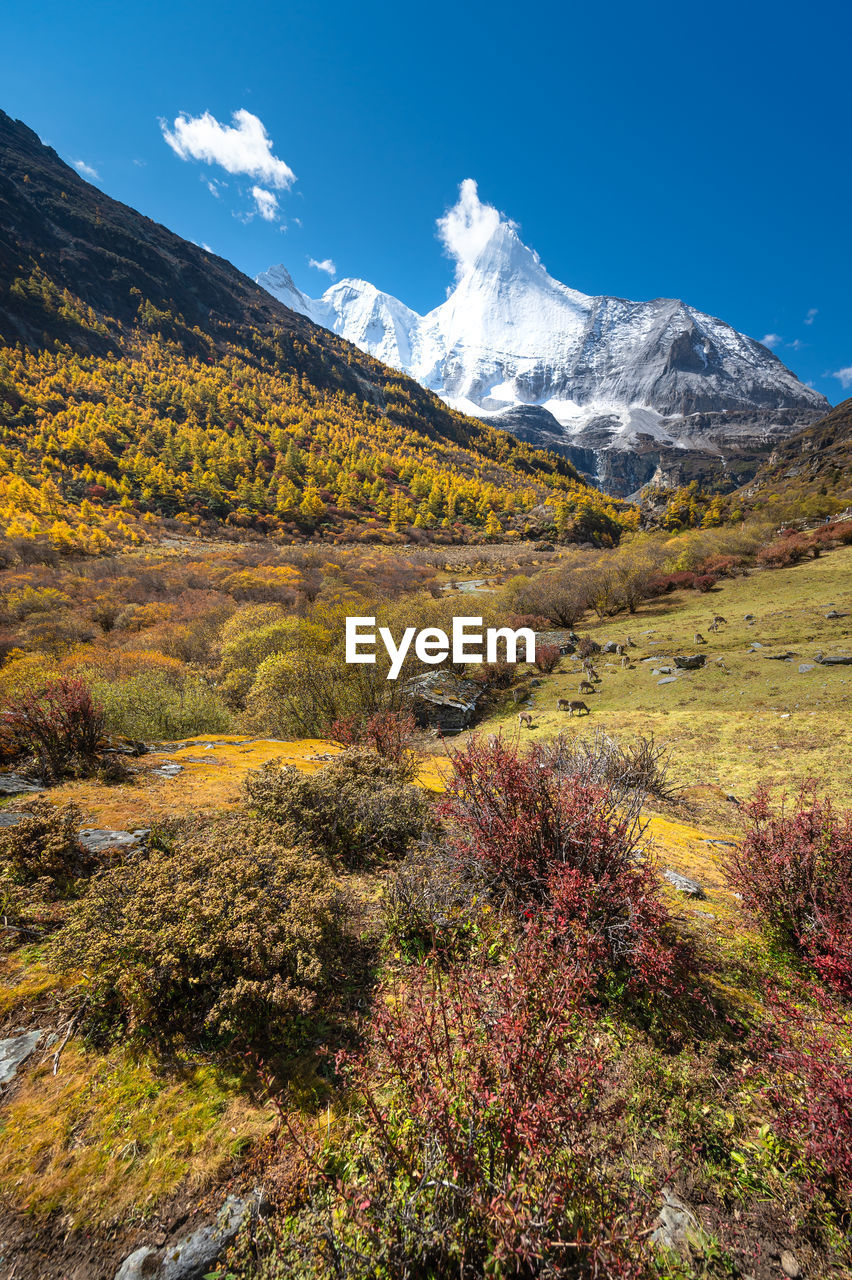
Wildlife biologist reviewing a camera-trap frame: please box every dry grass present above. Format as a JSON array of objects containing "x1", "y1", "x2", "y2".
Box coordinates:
[
  {"x1": 490, "y1": 546, "x2": 852, "y2": 803},
  {"x1": 0, "y1": 1041, "x2": 276, "y2": 1228}
]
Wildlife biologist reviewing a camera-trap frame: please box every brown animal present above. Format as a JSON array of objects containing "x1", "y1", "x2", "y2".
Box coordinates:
[
  {"x1": 620, "y1": 655, "x2": 631, "y2": 668},
  {"x1": 615, "y1": 643, "x2": 625, "y2": 656},
  {"x1": 694, "y1": 632, "x2": 707, "y2": 645},
  {"x1": 487, "y1": 734, "x2": 499, "y2": 749},
  {"x1": 708, "y1": 620, "x2": 719, "y2": 633},
  {"x1": 626, "y1": 636, "x2": 637, "y2": 647},
  {"x1": 558, "y1": 698, "x2": 590, "y2": 716},
  {"x1": 712, "y1": 614, "x2": 728, "y2": 625},
  {"x1": 518, "y1": 711, "x2": 534, "y2": 729},
  {"x1": 583, "y1": 663, "x2": 600, "y2": 681},
  {"x1": 578, "y1": 679, "x2": 596, "y2": 694}
]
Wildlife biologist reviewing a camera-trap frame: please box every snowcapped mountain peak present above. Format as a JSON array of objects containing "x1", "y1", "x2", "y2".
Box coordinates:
[{"x1": 257, "y1": 180, "x2": 827, "y2": 493}]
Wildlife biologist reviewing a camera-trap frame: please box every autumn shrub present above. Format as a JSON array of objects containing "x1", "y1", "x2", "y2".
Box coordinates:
[
  {"x1": 244, "y1": 749, "x2": 431, "y2": 867},
  {"x1": 756, "y1": 534, "x2": 812, "y2": 568},
  {"x1": 440, "y1": 736, "x2": 682, "y2": 993},
  {"x1": 541, "y1": 729, "x2": 677, "y2": 801},
  {"x1": 533, "y1": 640, "x2": 561, "y2": 673},
  {"x1": 244, "y1": 937, "x2": 653, "y2": 1279},
  {"x1": 751, "y1": 989, "x2": 852, "y2": 1215},
  {"x1": 0, "y1": 799, "x2": 93, "y2": 934},
  {"x1": 51, "y1": 815, "x2": 342, "y2": 1051},
  {"x1": 329, "y1": 710, "x2": 417, "y2": 778},
  {"x1": 91, "y1": 669, "x2": 231, "y2": 740},
  {"x1": 381, "y1": 840, "x2": 492, "y2": 958},
  {"x1": 575, "y1": 635, "x2": 601, "y2": 659},
  {"x1": 645, "y1": 569, "x2": 697, "y2": 595},
  {"x1": 693, "y1": 573, "x2": 716, "y2": 593},
  {"x1": 696, "y1": 553, "x2": 746, "y2": 577},
  {"x1": 723, "y1": 785, "x2": 852, "y2": 996},
  {"x1": 1, "y1": 677, "x2": 105, "y2": 779}
]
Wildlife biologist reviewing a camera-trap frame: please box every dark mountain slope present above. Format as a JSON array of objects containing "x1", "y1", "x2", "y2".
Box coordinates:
[{"x1": 740, "y1": 398, "x2": 852, "y2": 506}]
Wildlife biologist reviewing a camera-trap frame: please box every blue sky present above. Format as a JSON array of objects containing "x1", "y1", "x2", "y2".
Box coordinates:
[{"x1": 4, "y1": 0, "x2": 850, "y2": 401}]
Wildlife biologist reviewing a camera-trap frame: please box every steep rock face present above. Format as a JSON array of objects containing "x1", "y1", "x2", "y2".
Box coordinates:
[{"x1": 259, "y1": 208, "x2": 827, "y2": 495}]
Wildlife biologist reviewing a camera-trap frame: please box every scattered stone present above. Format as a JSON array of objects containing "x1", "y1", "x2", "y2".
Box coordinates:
[
  {"x1": 0, "y1": 774, "x2": 44, "y2": 795},
  {"x1": 600, "y1": 641, "x2": 620, "y2": 654},
  {"x1": 0, "y1": 1030, "x2": 41, "y2": 1085},
  {"x1": 702, "y1": 838, "x2": 737, "y2": 848},
  {"x1": 78, "y1": 829, "x2": 142, "y2": 854},
  {"x1": 0, "y1": 812, "x2": 22, "y2": 828},
  {"x1": 651, "y1": 1187, "x2": 698, "y2": 1251},
  {"x1": 764, "y1": 652, "x2": 795, "y2": 661},
  {"x1": 825, "y1": 610, "x2": 846, "y2": 619},
  {"x1": 815, "y1": 652, "x2": 852, "y2": 665},
  {"x1": 798, "y1": 663, "x2": 815, "y2": 673},
  {"x1": 780, "y1": 1250, "x2": 801, "y2": 1278},
  {"x1": 153, "y1": 762, "x2": 184, "y2": 778},
  {"x1": 673, "y1": 654, "x2": 705, "y2": 670},
  {"x1": 744, "y1": 614, "x2": 755, "y2": 620},
  {"x1": 658, "y1": 676, "x2": 678, "y2": 685},
  {"x1": 664, "y1": 869, "x2": 706, "y2": 899},
  {"x1": 114, "y1": 1195, "x2": 250, "y2": 1280},
  {"x1": 748, "y1": 641, "x2": 763, "y2": 650}
]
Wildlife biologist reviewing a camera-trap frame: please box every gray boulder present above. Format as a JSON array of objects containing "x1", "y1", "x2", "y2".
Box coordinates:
[
  {"x1": 815, "y1": 652, "x2": 852, "y2": 665},
  {"x1": 0, "y1": 1030, "x2": 41, "y2": 1085},
  {"x1": 651, "y1": 1187, "x2": 698, "y2": 1250},
  {"x1": 664, "y1": 869, "x2": 706, "y2": 899},
  {"x1": 0, "y1": 774, "x2": 44, "y2": 795},
  {"x1": 114, "y1": 1195, "x2": 250, "y2": 1280},
  {"x1": 78, "y1": 829, "x2": 144, "y2": 855},
  {"x1": 673, "y1": 654, "x2": 705, "y2": 670}
]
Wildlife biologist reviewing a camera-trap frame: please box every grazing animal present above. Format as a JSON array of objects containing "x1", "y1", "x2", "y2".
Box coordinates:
[
  {"x1": 558, "y1": 698, "x2": 590, "y2": 716},
  {"x1": 578, "y1": 679, "x2": 595, "y2": 694},
  {"x1": 615, "y1": 643, "x2": 625, "y2": 656},
  {"x1": 518, "y1": 711, "x2": 534, "y2": 729},
  {"x1": 512, "y1": 688, "x2": 525, "y2": 704},
  {"x1": 626, "y1": 636, "x2": 637, "y2": 647},
  {"x1": 583, "y1": 663, "x2": 600, "y2": 681},
  {"x1": 621, "y1": 655, "x2": 631, "y2": 668},
  {"x1": 713, "y1": 615, "x2": 728, "y2": 625},
  {"x1": 487, "y1": 734, "x2": 499, "y2": 749},
  {"x1": 694, "y1": 632, "x2": 707, "y2": 645},
  {"x1": 708, "y1": 620, "x2": 719, "y2": 633}
]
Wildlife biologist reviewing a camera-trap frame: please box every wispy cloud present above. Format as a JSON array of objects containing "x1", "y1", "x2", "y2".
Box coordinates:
[
  {"x1": 160, "y1": 108, "x2": 295, "y2": 189},
  {"x1": 437, "y1": 178, "x2": 516, "y2": 278},
  {"x1": 74, "y1": 159, "x2": 99, "y2": 181},
  {"x1": 308, "y1": 257, "x2": 337, "y2": 277},
  {"x1": 804, "y1": 308, "x2": 818, "y2": 326},
  {"x1": 832, "y1": 366, "x2": 852, "y2": 390},
  {"x1": 761, "y1": 333, "x2": 783, "y2": 349},
  {"x1": 252, "y1": 186, "x2": 279, "y2": 222}
]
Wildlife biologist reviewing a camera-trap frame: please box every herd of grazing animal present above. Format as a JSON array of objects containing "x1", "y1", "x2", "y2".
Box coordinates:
[{"x1": 512, "y1": 613, "x2": 734, "y2": 730}]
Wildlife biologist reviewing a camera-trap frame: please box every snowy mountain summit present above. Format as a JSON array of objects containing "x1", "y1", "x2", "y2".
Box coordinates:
[{"x1": 258, "y1": 181, "x2": 827, "y2": 494}]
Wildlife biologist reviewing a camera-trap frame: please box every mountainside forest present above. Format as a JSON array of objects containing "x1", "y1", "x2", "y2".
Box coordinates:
[{"x1": 0, "y1": 110, "x2": 636, "y2": 554}]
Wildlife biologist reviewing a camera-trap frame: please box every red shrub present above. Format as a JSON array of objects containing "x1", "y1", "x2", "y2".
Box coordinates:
[
  {"x1": 646, "y1": 570, "x2": 696, "y2": 595},
  {"x1": 1, "y1": 678, "x2": 106, "y2": 780},
  {"x1": 506, "y1": 612, "x2": 551, "y2": 631},
  {"x1": 693, "y1": 573, "x2": 717, "y2": 593},
  {"x1": 751, "y1": 989, "x2": 852, "y2": 1211},
  {"x1": 697, "y1": 554, "x2": 745, "y2": 577},
  {"x1": 757, "y1": 535, "x2": 812, "y2": 568},
  {"x1": 328, "y1": 710, "x2": 417, "y2": 773},
  {"x1": 533, "y1": 640, "x2": 561, "y2": 673},
  {"x1": 723, "y1": 784, "x2": 852, "y2": 997},
  {"x1": 327, "y1": 936, "x2": 653, "y2": 1277},
  {"x1": 440, "y1": 736, "x2": 683, "y2": 992}
]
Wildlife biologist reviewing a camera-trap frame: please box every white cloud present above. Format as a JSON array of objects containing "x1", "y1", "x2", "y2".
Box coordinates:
[
  {"x1": 761, "y1": 333, "x2": 783, "y2": 348},
  {"x1": 832, "y1": 366, "x2": 852, "y2": 390},
  {"x1": 437, "y1": 178, "x2": 512, "y2": 277},
  {"x1": 788, "y1": 338, "x2": 805, "y2": 351},
  {"x1": 308, "y1": 257, "x2": 337, "y2": 277},
  {"x1": 805, "y1": 308, "x2": 818, "y2": 325},
  {"x1": 160, "y1": 108, "x2": 295, "y2": 189},
  {"x1": 74, "y1": 159, "x2": 99, "y2": 181},
  {"x1": 252, "y1": 186, "x2": 279, "y2": 221}
]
